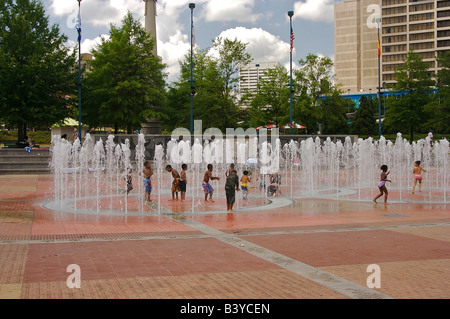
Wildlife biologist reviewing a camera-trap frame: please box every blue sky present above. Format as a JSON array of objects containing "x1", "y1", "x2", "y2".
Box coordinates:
[{"x1": 45, "y1": 0, "x2": 338, "y2": 82}]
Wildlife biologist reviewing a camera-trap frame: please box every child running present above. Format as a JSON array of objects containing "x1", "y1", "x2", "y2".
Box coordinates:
[
  {"x1": 126, "y1": 167, "x2": 133, "y2": 195},
  {"x1": 180, "y1": 163, "x2": 188, "y2": 201},
  {"x1": 166, "y1": 165, "x2": 181, "y2": 201},
  {"x1": 202, "y1": 164, "x2": 220, "y2": 202},
  {"x1": 240, "y1": 170, "x2": 251, "y2": 201},
  {"x1": 373, "y1": 165, "x2": 391, "y2": 204},
  {"x1": 143, "y1": 161, "x2": 153, "y2": 202},
  {"x1": 225, "y1": 169, "x2": 240, "y2": 212},
  {"x1": 412, "y1": 161, "x2": 427, "y2": 194}
]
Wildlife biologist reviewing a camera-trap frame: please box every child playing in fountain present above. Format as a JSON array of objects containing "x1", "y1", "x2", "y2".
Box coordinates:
[
  {"x1": 373, "y1": 165, "x2": 391, "y2": 204},
  {"x1": 203, "y1": 164, "x2": 220, "y2": 202},
  {"x1": 240, "y1": 170, "x2": 251, "y2": 201},
  {"x1": 267, "y1": 182, "x2": 279, "y2": 197},
  {"x1": 126, "y1": 167, "x2": 133, "y2": 195},
  {"x1": 225, "y1": 163, "x2": 235, "y2": 177},
  {"x1": 143, "y1": 161, "x2": 153, "y2": 202},
  {"x1": 225, "y1": 169, "x2": 240, "y2": 212},
  {"x1": 166, "y1": 165, "x2": 181, "y2": 201},
  {"x1": 412, "y1": 161, "x2": 427, "y2": 194},
  {"x1": 180, "y1": 164, "x2": 188, "y2": 201}
]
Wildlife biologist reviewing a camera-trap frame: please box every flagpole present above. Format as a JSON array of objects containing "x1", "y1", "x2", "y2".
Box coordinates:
[
  {"x1": 376, "y1": 17, "x2": 382, "y2": 139},
  {"x1": 288, "y1": 11, "x2": 294, "y2": 136},
  {"x1": 77, "y1": 0, "x2": 82, "y2": 141},
  {"x1": 189, "y1": 3, "x2": 195, "y2": 135}
]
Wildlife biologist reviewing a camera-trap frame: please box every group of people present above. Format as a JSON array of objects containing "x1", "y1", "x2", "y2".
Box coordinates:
[
  {"x1": 373, "y1": 160, "x2": 427, "y2": 204},
  {"x1": 135, "y1": 162, "x2": 259, "y2": 212},
  {"x1": 127, "y1": 158, "x2": 429, "y2": 208}
]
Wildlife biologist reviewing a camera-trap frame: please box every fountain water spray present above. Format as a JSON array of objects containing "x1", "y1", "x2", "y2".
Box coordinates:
[{"x1": 48, "y1": 133, "x2": 449, "y2": 216}]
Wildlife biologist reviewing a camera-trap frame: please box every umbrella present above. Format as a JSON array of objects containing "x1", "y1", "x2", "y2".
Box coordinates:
[
  {"x1": 245, "y1": 158, "x2": 258, "y2": 168},
  {"x1": 283, "y1": 122, "x2": 306, "y2": 129},
  {"x1": 52, "y1": 118, "x2": 87, "y2": 128},
  {"x1": 256, "y1": 124, "x2": 276, "y2": 130}
]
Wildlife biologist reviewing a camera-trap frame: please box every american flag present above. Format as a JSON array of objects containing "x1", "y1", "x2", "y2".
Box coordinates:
[
  {"x1": 290, "y1": 26, "x2": 295, "y2": 52},
  {"x1": 76, "y1": 5, "x2": 81, "y2": 43}
]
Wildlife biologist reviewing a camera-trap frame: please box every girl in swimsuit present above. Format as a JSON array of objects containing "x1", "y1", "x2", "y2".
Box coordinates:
[
  {"x1": 412, "y1": 161, "x2": 426, "y2": 194},
  {"x1": 373, "y1": 165, "x2": 391, "y2": 204}
]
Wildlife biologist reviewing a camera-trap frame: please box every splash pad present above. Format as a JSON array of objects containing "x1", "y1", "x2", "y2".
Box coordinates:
[{"x1": 43, "y1": 132, "x2": 449, "y2": 216}]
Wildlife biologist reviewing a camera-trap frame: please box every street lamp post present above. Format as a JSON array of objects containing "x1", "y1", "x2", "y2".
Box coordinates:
[
  {"x1": 77, "y1": 0, "x2": 82, "y2": 141},
  {"x1": 376, "y1": 17, "x2": 382, "y2": 138},
  {"x1": 288, "y1": 11, "x2": 294, "y2": 135},
  {"x1": 189, "y1": 3, "x2": 195, "y2": 135}
]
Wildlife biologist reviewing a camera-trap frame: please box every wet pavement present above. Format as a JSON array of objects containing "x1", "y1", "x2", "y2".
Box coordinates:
[{"x1": 0, "y1": 174, "x2": 449, "y2": 300}]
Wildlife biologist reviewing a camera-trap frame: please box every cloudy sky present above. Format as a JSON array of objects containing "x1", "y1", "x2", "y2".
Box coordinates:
[{"x1": 45, "y1": 0, "x2": 338, "y2": 83}]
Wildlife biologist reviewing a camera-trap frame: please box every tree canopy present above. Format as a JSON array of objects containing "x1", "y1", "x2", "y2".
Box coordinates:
[
  {"x1": 0, "y1": 0, "x2": 77, "y2": 140},
  {"x1": 82, "y1": 12, "x2": 167, "y2": 134},
  {"x1": 384, "y1": 50, "x2": 435, "y2": 141},
  {"x1": 167, "y1": 37, "x2": 252, "y2": 132}
]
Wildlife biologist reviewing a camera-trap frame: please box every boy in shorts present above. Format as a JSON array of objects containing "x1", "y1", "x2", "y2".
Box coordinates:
[
  {"x1": 180, "y1": 163, "x2": 188, "y2": 201},
  {"x1": 166, "y1": 165, "x2": 181, "y2": 201},
  {"x1": 240, "y1": 170, "x2": 251, "y2": 201},
  {"x1": 143, "y1": 161, "x2": 153, "y2": 202},
  {"x1": 225, "y1": 169, "x2": 240, "y2": 212},
  {"x1": 202, "y1": 164, "x2": 220, "y2": 202}
]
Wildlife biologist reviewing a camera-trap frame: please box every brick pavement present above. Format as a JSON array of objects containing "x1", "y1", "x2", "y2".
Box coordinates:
[{"x1": 0, "y1": 174, "x2": 449, "y2": 301}]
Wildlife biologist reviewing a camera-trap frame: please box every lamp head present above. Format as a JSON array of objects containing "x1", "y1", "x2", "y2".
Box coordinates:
[
  {"x1": 288, "y1": 11, "x2": 294, "y2": 18},
  {"x1": 189, "y1": 3, "x2": 195, "y2": 10}
]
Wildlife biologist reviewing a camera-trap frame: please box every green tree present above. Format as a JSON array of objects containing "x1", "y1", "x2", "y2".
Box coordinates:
[
  {"x1": 424, "y1": 52, "x2": 450, "y2": 133},
  {"x1": 247, "y1": 65, "x2": 290, "y2": 128},
  {"x1": 83, "y1": 12, "x2": 167, "y2": 134},
  {"x1": 318, "y1": 91, "x2": 350, "y2": 134},
  {"x1": 167, "y1": 48, "x2": 224, "y2": 130},
  {"x1": 384, "y1": 50, "x2": 435, "y2": 141},
  {"x1": 0, "y1": 0, "x2": 77, "y2": 141},
  {"x1": 167, "y1": 38, "x2": 252, "y2": 131},
  {"x1": 350, "y1": 95, "x2": 377, "y2": 136},
  {"x1": 293, "y1": 54, "x2": 346, "y2": 134}
]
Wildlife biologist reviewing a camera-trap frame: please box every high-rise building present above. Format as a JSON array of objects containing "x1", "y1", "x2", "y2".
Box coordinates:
[
  {"x1": 334, "y1": 0, "x2": 380, "y2": 94},
  {"x1": 381, "y1": 0, "x2": 450, "y2": 85},
  {"x1": 239, "y1": 62, "x2": 283, "y2": 107},
  {"x1": 334, "y1": 0, "x2": 450, "y2": 92},
  {"x1": 239, "y1": 62, "x2": 283, "y2": 93}
]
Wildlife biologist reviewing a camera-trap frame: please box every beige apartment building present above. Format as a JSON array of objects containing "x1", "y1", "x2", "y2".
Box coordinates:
[
  {"x1": 335, "y1": 0, "x2": 450, "y2": 93},
  {"x1": 239, "y1": 62, "x2": 283, "y2": 93},
  {"x1": 335, "y1": 0, "x2": 381, "y2": 94},
  {"x1": 239, "y1": 62, "x2": 283, "y2": 107}
]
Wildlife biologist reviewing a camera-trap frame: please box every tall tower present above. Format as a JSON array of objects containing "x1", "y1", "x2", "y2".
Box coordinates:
[
  {"x1": 143, "y1": 0, "x2": 157, "y2": 56},
  {"x1": 334, "y1": 0, "x2": 380, "y2": 94}
]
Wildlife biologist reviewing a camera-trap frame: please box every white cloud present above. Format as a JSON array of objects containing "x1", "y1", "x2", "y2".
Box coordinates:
[
  {"x1": 212, "y1": 27, "x2": 291, "y2": 68},
  {"x1": 82, "y1": 35, "x2": 111, "y2": 54},
  {"x1": 158, "y1": 32, "x2": 191, "y2": 83},
  {"x1": 49, "y1": 0, "x2": 144, "y2": 29},
  {"x1": 200, "y1": 0, "x2": 261, "y2": 23},
  {"x1": 50, "y1": 1, "x2": 310, "y2": 83},
  {"x1": 293, "y1": 0, "x2": 335, "y2": 23}
]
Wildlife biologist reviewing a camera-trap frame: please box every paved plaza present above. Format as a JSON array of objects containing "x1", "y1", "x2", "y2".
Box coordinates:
[{"x1": 0, "y1": 173, "x2": 449, "y2": 301}]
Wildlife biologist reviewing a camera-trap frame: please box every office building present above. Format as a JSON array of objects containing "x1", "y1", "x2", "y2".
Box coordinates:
[
  {"x1": 382, "y1": 0, "x2": 450, "y2": 85},
  {"x1": 239, "y1": 62, "x2": 283, "y2": 93},
  {"x1": 334, "y1": 0, "x2": 380, "y2": 94},
  {"x1": 334, "y1": 0, "x2": 450, "y2": 92}
]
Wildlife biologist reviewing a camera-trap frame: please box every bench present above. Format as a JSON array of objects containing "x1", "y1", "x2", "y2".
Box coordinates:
[{"x1": 0, "y1": 140, "x2": 39, "y2": 148}]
